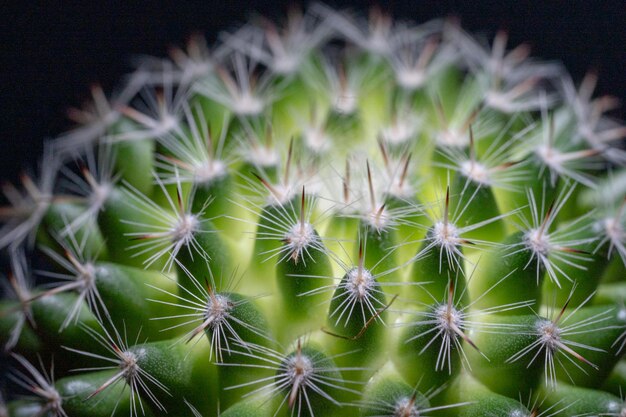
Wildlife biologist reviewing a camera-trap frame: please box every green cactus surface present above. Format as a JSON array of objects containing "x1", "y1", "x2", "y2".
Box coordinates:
[{"x1": 2, "y1": 5, "x2": 626, "y2": 417}]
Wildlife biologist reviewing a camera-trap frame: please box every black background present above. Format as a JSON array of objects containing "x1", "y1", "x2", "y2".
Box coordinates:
[{"x1": 1, "y1": 1, "x2": 626, "y2": 183}]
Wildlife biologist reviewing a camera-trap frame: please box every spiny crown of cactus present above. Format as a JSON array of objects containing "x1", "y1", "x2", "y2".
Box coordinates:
[{"x1": 2, "y1": 4, "x2": 626, "y2": 417}]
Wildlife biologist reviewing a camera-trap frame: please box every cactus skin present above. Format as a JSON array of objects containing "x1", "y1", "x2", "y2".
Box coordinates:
[{"x1": 3, "y1": 5, "x2": 626, "y2": 417}]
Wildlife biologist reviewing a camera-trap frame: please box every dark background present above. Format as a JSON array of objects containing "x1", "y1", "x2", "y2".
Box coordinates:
[
  {"x1": 1, "y1": 1, "x2": 626, "y2": 183},
  {"x1": 0, "y1": 0, "x2": 624, "y2": 393}
]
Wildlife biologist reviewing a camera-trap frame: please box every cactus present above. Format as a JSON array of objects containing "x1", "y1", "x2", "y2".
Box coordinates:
[{"x1": 2, "y1": 5, "x2": 626, "y2": 417}]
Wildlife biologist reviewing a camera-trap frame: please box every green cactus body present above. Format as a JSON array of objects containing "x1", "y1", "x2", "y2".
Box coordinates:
[{"x1": 2, "y1": 6, "x2": 626, "y2": 417}]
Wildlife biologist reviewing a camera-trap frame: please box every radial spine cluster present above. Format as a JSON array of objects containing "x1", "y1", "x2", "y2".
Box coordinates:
[{"x1": 2, "y1": 4, "x2": 626, "y2": 417}]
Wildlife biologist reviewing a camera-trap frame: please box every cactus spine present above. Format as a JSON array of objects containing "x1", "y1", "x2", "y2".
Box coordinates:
[{"x1": 2, "y1": 5, "x2": 626, "y2": 417}]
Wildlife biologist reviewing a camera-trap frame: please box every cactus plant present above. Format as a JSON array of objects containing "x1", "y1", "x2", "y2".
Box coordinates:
[{"x1": 2, "y1": 4, "x2": 626, "y2": 417}]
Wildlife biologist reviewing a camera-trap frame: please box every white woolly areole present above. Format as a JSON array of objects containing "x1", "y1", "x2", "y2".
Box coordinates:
[
  {"x1": 172, "y1": 213, "x2": 199, "y2": 243},
  {"x1": 120, "y1": 349, "x2": 140, "y2": 382},
  {"x1": 233, "y1": 93, "x2": 264, "y2": 116},
  {"x1": 535, "y1": 318, "x2": 561, "y2": 353},
  {"x1": 333, "y1": 89, "x2": 358, "y2": 115},
  {"x1": 365, "y1": 33, "x2": 389, "y2": 55},
  {"x1": 536, "y1": 144, "x2": 566, "y2": 171},
  {"x1": 381, "y1": 116, "x2": 418, "y2": 145},
  {"x1": 484, "y1": 90, "x2": 519, "y2": 113},
  {"x1": 185, "y1": 61, "x2": 213, "y2": 82},
  {"x1": 396, "y1": 69, "x2": 426, "y2": 90},
  {"x1": 435, "y1": 303, "x2": 464, "y2": 337},
  {"x1": 284, "y1": 222, "x2": 317, "y2": 257},
  {"x1": 304, "y1": 127, "x2": 331, "y2": 153},
  {"x1": 284, "y1": 352, "x2": 313, "y2": 387},
  {"x1": 265, "y1": 184, "x2": 294, "y2": 206},
  {"x1": 154, "y1": 114, "x2": 179, "y2": 137},
  {"x1": 193, "y1": 160, "x2": 227, "y2": 184},
  {"x1": 247, "y1": 146, "x2": 280, "y2": 168},
  {"x1": 381, "y1": 118, "x2": 419, "y2": 145},
  {"x1": 389, "y1": 178, "x2": 414, "y2": 199},
  {"x1": 345, "y1": 267, "x2": 375, "y2": 301},
  {"x1": 90, "y1": 182, "x2": 113, "y2": 210},
  {"x1": 204, "y1": 294, "x2": 232, "y2": 328},
  {"x1": 272, "y1": 54, "x2": 299, "y2": 75},
  {"x1": 394, "y1": 397, "x2": 420, "y2": 417},
  {"x1": 79, "y1": 262, "x2": 97, "y2": 290},
  {"x1": 432, "y1": 220, "x2": 460, "y2": 250},
  {"x1": 460, "y1": 160, "x2": 490, "y2": 185},
  {"x1": 524, "y1": 228, "x2": 550, "y2": 256},
  {"x1": 48, "y1": 391, "x2": 63, "y2": 415},
  {"x1": 366, "y1": 206, "x2": 390, "y2": 231},
  {"x1": 437, "y1": 129, "x2": 468, "y2": 148},
  {"x1": 604, "y1": 216, "x2": 624, "y2": 243}
]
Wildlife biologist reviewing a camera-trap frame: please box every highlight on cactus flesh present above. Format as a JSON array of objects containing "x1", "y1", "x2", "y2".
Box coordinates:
[{"x1": 3, "y1": 4, "x2": 626, "y2": 417}]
